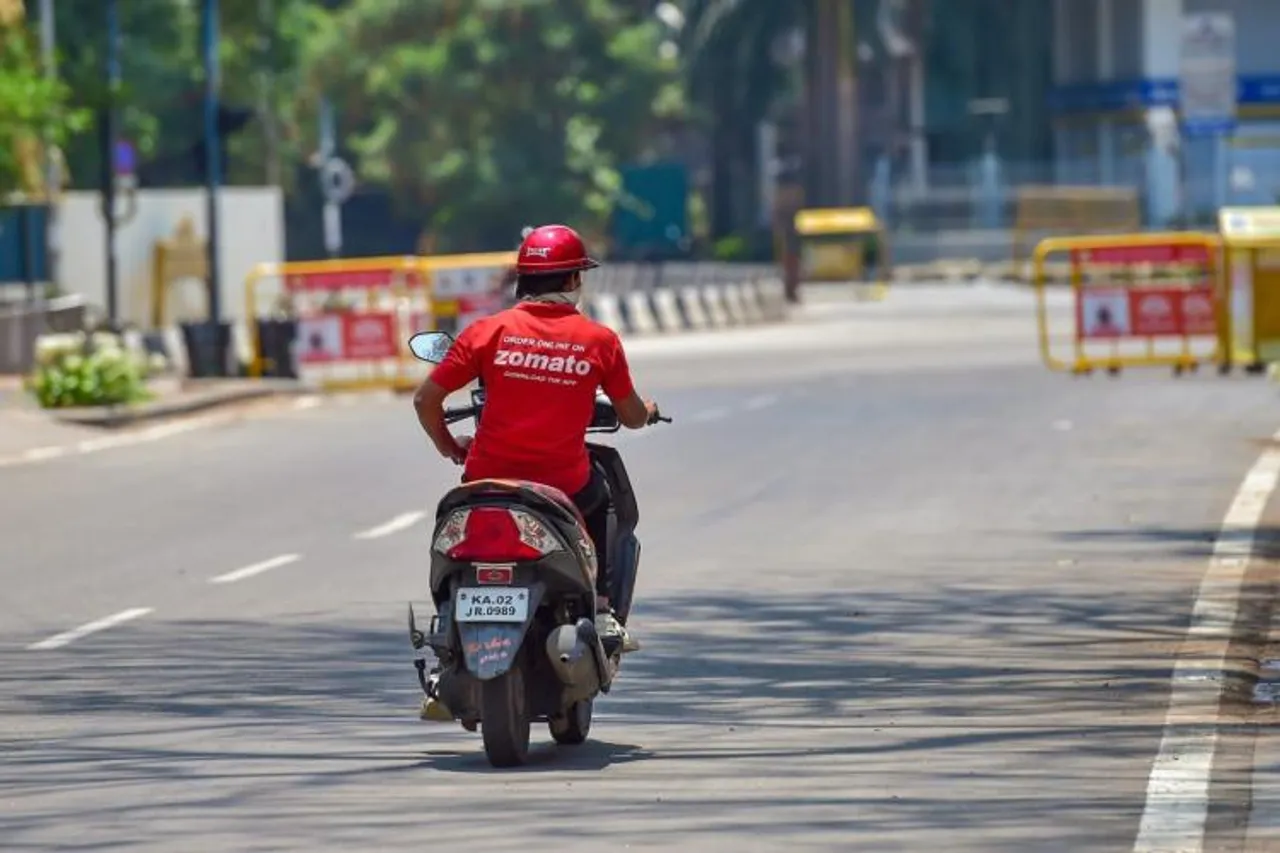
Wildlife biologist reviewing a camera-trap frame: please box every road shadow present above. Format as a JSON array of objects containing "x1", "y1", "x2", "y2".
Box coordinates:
[
  {"x1": 0, "y1": 573, "x2": 1218, "y2": 851},
  {"x1": 419, "y1": 739, "x2": 653, "y2": 774},
  {"x1": 1056, "y1": 523, "x2": 1280, "y2": 562}
]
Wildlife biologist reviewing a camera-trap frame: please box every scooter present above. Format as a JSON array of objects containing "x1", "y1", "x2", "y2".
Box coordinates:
[{"x1": 404, "y1": 330, "x2": 669, "y2": 767}]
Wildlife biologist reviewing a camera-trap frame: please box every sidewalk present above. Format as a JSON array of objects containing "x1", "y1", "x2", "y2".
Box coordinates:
[{"x1": 0, "y1": 375, "x2": 305, "y2": 457}]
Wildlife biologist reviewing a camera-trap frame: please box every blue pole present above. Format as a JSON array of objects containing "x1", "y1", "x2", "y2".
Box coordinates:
[{"x1": 203, "y1": 0, "x2": 222, "y2": 328}]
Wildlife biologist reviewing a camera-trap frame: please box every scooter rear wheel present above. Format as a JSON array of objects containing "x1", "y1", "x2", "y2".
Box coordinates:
[{"x1": 481, "y1": 663, "x2": 531, "y2": 767}]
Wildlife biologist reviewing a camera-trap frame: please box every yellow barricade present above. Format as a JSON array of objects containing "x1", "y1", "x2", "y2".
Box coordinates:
[
  {"x1": 418, "y1": 251, "x2": 516, "y2": 334},
  {"x1": 793, "y1": 207, "x2": 890, "y2": 300},
  {"x1": 1219, "y1": 206, "x2": 1280, "y2": 373},
  {"x1": 244, "y1": 256, "x2": 430, "y2": 393},
  {"x1": 1032, "y1": 232, "x2": 1224, "y2": 375}
]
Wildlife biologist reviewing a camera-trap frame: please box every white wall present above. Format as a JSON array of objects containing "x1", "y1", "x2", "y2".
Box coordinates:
[{"x1": 55, "y1": 186, "x2": 284, "y2": 329}]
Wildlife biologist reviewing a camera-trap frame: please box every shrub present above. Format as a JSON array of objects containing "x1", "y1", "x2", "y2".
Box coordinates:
[{"x1": 26, "y1": 331, "x2": 154, "y2": 409}]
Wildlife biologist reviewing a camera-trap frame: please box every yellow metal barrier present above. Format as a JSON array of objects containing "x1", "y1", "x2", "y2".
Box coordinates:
[
  {"x1": 1219, "y1": 206, "x2": 1280, "y2": 373},
  {"x1": 793, "y1": 207, "x2": 890, "y2": 300},
  {"x1": 244, "y1": 256, "x2": 430, "y2": 392},
  {"x1": 418, "y1": 251, "x2": 516, "y2": 334},
  {"x1": 1032, "y1": 232, "x2": 1223, "y2": 375}
]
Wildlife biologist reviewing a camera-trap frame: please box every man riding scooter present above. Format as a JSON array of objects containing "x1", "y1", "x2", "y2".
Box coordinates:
[{"x1": 412, "y1": 224, "x2": 661, "y2": 721}]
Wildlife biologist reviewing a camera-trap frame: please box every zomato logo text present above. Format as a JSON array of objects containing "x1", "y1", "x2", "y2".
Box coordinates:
[{"x1": 494, "y1": 348, "x2": 592, "y2": 376}]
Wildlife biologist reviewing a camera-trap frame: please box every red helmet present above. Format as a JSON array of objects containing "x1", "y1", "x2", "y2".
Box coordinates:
[{"x1": 515, "y1": 224, "x2": 600, "y2": 275}]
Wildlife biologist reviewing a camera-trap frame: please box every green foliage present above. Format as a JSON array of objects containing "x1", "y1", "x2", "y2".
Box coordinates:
[
  {"x1": 26, "y1": 332, "x2": 155, "y2": 409},
  {"x1": 0, "y1": 18, "x2": 90, "y2": 196},
  {"x1": 45, "y1": 0, "x2": 685, "y2": 250},
  {"x1": 681, "y1": 0, "x2": 802, "y2": 129},
  {"x1": 711, "y1": 233, "x2": 749, "y2": 261},
  {"x1": 299, "y1": 0, "x2": 683, "y2": 251}
]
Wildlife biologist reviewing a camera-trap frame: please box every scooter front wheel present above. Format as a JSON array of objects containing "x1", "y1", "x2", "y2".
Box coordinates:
[{"x1": 549, "y1": 698, "x2": 593, "y2": 746}]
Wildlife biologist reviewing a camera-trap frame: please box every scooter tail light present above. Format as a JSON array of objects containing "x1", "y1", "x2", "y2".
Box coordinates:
[
  {"x1": 510, "y1": 508, "x2": 564, "y2": 555},
  {"x1": 443, "y1": 507, "x2": 565, "y2": 561},
  {"x1": 432, "y1": 508, "x2": 472, "y2": 553}
]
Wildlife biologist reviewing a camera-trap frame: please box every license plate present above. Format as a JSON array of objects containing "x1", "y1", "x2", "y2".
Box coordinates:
[{"x1": 455, "y1": 587, "x2": 529, "y2": 623}]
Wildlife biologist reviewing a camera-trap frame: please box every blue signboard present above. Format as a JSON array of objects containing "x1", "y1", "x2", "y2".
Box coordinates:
[
  {"x1": 0, "y1": 206, "x2": 49, "y2": 284},
  {"x1": 611, "y1": 162, "x2": 689, "y2": 260},
  {"x1": 1050, "y1": 74, "x2": 1280, "y2": 116},
  {"x1": 114, "y1": 139, "x2": 136, "y2": 176}
]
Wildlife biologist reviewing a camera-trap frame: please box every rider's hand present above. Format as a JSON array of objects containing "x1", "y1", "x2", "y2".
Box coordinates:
[
  {"x1": 445, "y1": 435, "x2": 472, "y2": 465},
  {"x1": 643, "y1": 400, "x2": 660, "y2": 425}
]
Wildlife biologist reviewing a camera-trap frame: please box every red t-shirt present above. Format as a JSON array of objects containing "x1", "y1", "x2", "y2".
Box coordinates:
[{"x1": 428, "y1": 302, "x2": 636, "y2": 496}]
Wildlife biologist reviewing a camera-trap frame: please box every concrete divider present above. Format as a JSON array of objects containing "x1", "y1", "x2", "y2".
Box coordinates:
[
  {"x1": 737, "y1": 281, "x2": 766, "y2": 324},
  {"x1": 587, "y1": 293, "x2": 627, "y2": 334},
  {"x1": 622, "y1": 291, "x2": 661, "y2": 335},
  {"x1": 721, "y1": 283, "x2": 749, "y2": 326},
  {"x1": 678, "y1": 286, "x2": 711, "y2": 330},
  {"x1": 582, "y1": 276, "x2": 788, "y2": 337},
  {"x1": 650, "y1": 288, "x2": 686, "y2": 332},
  {"x1": 700, "y1": 285, "x2": 733, "y2": 328}
]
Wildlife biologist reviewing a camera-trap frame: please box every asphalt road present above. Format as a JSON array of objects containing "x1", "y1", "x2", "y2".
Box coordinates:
[{"x1": 3, "y1": 283, "x2": 1279, "y2": 851}]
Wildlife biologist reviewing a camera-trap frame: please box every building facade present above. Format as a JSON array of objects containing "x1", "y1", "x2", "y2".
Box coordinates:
[{"x1": 1051, "y1": 0, "x2": 1280, "y2": 224}]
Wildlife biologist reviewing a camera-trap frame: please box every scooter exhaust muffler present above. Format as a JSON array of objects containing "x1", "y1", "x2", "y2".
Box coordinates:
[{"x1": 546, "y1": 619, "x2": 605, "y2": 690}]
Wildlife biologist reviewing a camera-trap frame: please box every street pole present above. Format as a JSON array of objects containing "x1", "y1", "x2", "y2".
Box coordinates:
[
  {"x1": 202, "y1": 0, "x2": 222, "y2": 328},
  {"x1": 38, "y1": 0, "x2": 58, "y2": 303},
  {"x1": 258, "y1": 0, "x2": 281, "y2": 187},
  {"x1": 319, "y1": 97, "x2": 343, "y2": 258},
  {"x1": 102, "y1": 0, "x2": 120, "y2": 328}
]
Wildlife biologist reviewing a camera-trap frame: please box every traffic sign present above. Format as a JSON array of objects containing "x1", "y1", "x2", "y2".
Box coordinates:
[
  {"x1": 1179, "y1": 12, "x2": 1237, "y2": 137},
  {"x1": 113, "y1": 140, "x2": 136, "y2": 176},
  {"x1": 320, "y1": 157, "x2": 355, "y2": 204}
]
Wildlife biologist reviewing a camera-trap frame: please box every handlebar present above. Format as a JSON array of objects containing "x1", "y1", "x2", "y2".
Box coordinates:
[
  {"x1": 444, "y1": 405, "x2": 479, "y2": 425},
  {"x1": 445, "y1": 399, "x2": 670, "y2": 430}
]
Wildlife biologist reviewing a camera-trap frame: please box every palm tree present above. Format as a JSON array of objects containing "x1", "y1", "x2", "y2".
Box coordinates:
[
  {"x1": 681, "y1": 0, "x2": 804, "y2": 241},
  {"x1": 682, "y1": 0, "x2": 863, "y2": 240}
]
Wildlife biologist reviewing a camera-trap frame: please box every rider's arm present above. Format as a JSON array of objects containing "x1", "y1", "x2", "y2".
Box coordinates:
[
  {"x1": 413, "y1": 330, "x2": 479, "y2": 464},
  {"x1": 413, "y1": 378, "x2": 468, "y2": 464},
  {"x1": 600, "y1": 332, "x2": 656, "y2": 430}
]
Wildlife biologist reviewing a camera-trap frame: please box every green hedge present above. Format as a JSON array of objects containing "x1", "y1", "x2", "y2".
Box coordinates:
[{"x1": 26, "y1": 331, "x2": 158, "y2": 409}]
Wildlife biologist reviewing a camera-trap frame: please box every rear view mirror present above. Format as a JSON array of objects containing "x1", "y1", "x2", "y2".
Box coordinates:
[
  {"x1": 592, "y1": 394, "x2": 620, "y2": 430},
  {"x1": 408, "y1": 331, "x2": 455, "y2": 364}
]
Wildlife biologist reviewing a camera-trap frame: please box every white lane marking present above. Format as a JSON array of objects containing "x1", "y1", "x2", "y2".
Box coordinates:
[
  {"x1": 293, "y1": 395, "x2": 323, "y2": 410},
  {"x1": 353, "y1": 511, "x2": 426, "y2": 540},
  {"x1": 23, "y1": 445, "x2": 69, "y2": 461},
  {"x1": 27, "y1": 607, "x2": 154, "y2": 651},
  {"x1": 690, "y1": 407, "x2": 728, "y2": 423},
  {"x1": 0, "y1": 397, "x2": 316, "y2": 471},
  {"x1": 743, "y1": 394, "x2": 778, "y2": 411},
  {"x1": 209, "y1": 553, "x2": 301, "y2": 584},
  {"x1": 1132, "y1": 431, "x2": 1280, "y2": 852}
]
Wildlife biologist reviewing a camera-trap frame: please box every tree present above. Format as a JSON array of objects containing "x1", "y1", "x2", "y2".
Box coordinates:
[
  {"x1": 299, "y1": 0, "x2": 683, "y2": 252},
  {"x1": 0, "y1": 11, "x2": 88, "y2": 198},
  {"x1": 681, "y1": 0, "x2": 804, "y2": 239},
  {"x1": 50, "y1": 0, "x2": 316, "y2": 190},
  {"x1": 684, "y1": 0, "x2": 883, "y2": 231}
]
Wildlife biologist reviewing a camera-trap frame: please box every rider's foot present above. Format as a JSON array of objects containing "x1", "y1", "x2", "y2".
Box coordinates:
[
  {"x1": 419, "y1": 668, "x2": 453, "y2": 721},
  {"x1": 596, "y1": 609, "x2": 640, "y2": 654},
  {"x1": 419, "y1": 695, "x2": 454, "y2": 722}
]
